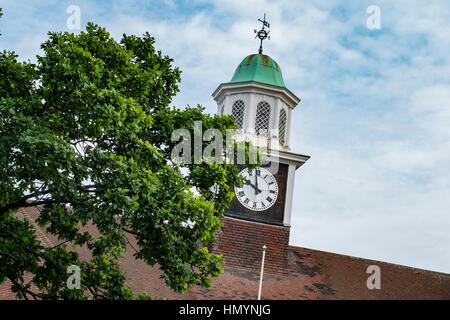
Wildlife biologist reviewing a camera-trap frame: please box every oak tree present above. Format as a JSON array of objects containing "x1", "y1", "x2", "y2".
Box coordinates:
[{"x1": 0, "y1": 18, "x2": 248, "y2": 299}]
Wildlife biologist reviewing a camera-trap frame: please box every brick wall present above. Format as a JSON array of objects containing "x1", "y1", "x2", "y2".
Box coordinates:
[{"x1": 210, "y1": 216, "x2": 290, "y2": 275}]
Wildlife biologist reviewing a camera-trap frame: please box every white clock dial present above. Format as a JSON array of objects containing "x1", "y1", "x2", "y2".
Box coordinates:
[{"x1": 234, "y1": 167, "x2": 278, "y2": 211}]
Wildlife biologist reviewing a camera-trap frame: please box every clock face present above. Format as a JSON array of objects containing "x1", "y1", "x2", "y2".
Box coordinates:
[{"x1": 235, "y1": 167, "x2": 279, "y2": 211}]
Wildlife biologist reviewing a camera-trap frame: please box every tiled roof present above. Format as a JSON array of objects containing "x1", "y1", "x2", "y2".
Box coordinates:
[
  {"x1": 187, "y1": 246, "x2": 450, "y2": 300},
  {"x1": 1, "y1": 207, "x2": 449, "y2": 300}
]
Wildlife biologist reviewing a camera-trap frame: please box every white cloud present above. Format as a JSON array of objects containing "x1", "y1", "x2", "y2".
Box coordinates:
[{"x1": 163, "y1": 0, "x2": 176, "y2": 9}]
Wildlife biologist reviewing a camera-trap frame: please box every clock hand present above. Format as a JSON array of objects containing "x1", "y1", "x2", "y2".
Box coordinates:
[
  {"x1": 245, "y1": 179, "x2": 262, "y2": 195},
  {"x1": 254, "y1": 174, "x2": 262, "y2": 195},
  {"x1": 245, "y1": 179, "x2": 258, "y2": 190}
]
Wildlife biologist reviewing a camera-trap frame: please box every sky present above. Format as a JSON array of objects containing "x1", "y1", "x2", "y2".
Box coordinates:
[{"x1": 1, "y1": 0, "x2": 449, "y2": 273}]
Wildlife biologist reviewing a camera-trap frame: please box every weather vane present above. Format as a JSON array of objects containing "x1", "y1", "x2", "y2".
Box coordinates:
[{"x1": 254, "y1": 14, "x2": 270, "y2": 54}]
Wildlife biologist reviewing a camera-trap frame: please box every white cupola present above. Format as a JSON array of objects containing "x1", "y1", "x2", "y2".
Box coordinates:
[{"x1": 212, "y1": 53, "x2": 300, "y2": 152}]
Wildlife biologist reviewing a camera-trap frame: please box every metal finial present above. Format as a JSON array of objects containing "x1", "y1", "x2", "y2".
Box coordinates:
[{"x1": 254, "y1": 14, "x2": 270, "y2": 54}]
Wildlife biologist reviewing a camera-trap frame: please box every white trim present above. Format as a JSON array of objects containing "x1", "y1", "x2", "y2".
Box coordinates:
[
  {"x1": 223, "y1": 95, "x2": 230, "y2": 114},
  {"x1": 245, "y1": 93, "x2": 256, "y2": 132},
  {"x1": 212, "y1": 81, "x2": 300, "y2": 111},
  {"x1": 283, "y1": 164, "x2": 296, "y2": 226},
  {"x1": 265, "y1": 150, "x2": 310, "y2": 169},
  {"x1": 272, "y1": 97, "x2": 281, "y2": 139},
  {"x1": 286, "y1": 107, "x2": 292, "y2": 148}
]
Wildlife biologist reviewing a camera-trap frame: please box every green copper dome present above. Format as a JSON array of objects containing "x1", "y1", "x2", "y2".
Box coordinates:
[{"x1": 228, "y1": 54, "x2": 286, "y2": 88}]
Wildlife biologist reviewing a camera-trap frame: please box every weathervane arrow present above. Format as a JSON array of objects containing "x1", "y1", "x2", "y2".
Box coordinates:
[{"x1": 254, "y1": 13, "x2": 270, "y2": 54}]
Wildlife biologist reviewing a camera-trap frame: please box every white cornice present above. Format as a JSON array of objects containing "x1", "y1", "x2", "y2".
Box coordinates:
[
  {"x1": 212, "y1": 81, "x2": 301, "y2": 109},
  {"x1": 264, "y1": 150, "x2": 310, "y2": 169}
]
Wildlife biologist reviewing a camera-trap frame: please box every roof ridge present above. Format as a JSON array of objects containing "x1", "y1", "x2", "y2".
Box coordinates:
[{"x1": 289, "y1": 245, "x2": 450, "y2": 278}]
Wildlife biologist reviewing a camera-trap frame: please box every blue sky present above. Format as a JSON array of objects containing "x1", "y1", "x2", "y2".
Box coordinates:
[{"x1": 1, "y1": 0, "x2": 450, "y2": 273}]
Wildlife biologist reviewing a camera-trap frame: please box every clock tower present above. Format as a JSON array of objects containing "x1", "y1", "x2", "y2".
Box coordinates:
[{"x1": 210, "y1": 18, "x2": 310, "y2": 275}]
